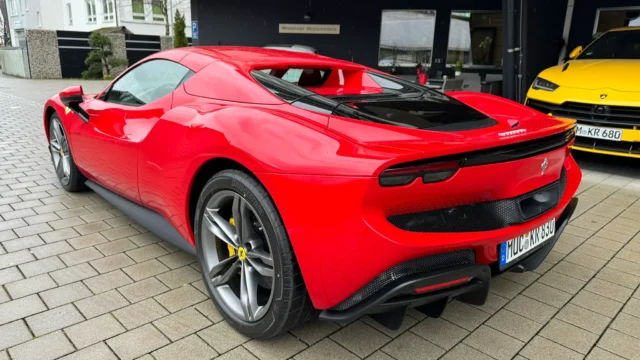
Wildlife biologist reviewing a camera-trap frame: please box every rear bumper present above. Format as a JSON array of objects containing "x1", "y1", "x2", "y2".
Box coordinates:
[
  {"x1": 259, "y1": 152, "x2": 582, "y2": 310},
  {"x1": 319, "y1": 197, "x2": 578, "y2": 323}
]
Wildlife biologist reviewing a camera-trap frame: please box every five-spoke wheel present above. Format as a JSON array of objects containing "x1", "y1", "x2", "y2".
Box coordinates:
[
  {"x1": 200, "y1": 190, "x2": 275, "y2": 322},
  {"x1": 195, "y1": 170, "x2": 316, "y2": 338},
  {"x1": 49, "y1": 117, "x2": 72, "y2": 186},
  {"x1": 48, "y1": 114, "x2": 85, "y2": 192}
]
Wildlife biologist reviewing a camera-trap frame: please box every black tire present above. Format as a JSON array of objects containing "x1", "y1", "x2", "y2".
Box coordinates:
[
  {"x1": 194, "y1": 169, "x2": 317, "y2": 338},
  {"x1": 48, "y1": 113, "x2": 86, "y2": 192}
]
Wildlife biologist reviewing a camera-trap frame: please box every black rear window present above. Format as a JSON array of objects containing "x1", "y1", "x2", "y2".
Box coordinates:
[
  {"x1": 252, "y1": 70, "x2": 497, "y2": 131},
  {"x1": 251, "y1": 70, "x2": 315, "y2": 102},
  {"x1": 333, "y1": 95, "x2": 497, "y2": 131}
]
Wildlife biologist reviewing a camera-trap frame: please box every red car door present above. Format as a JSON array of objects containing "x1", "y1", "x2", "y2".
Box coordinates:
[
  {"x1": 70, "y1": 59, "x2": 194, "y2": 203},
  {"x1": 72, "y1": 98, "x2": 139, "y2": 201}
]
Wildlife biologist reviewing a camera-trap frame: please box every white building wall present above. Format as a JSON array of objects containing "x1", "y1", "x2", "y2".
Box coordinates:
[
  {"x1": 39, "y1": 0, "x2": 65, "y2": 30},
  {"x1": 60, "y1": 0, "x2": 104, "y2": 31},
  {"x1": 6, "y1": 0, "x2": 192, "y2": 42},
  {"x1": 6, "y1": 0, "x2": 28, "y2": 46},
  {"x1": 118, "y1": 0, "x2": 192, "y2": 37},
  {"x1": 6, "y1": 0, "x2": 64, "y2": 46}
]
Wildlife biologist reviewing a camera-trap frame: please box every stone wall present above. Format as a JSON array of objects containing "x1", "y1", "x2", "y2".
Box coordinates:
[
  {"x1": 105, "y1": 33, "x2": 128, "y2": 78},
  {"x1": 25, "y1": 29, "x2": 62, "y2": 79},
  {"x1": 160, "y1": 36, "x2": 174, "y2": 51}
]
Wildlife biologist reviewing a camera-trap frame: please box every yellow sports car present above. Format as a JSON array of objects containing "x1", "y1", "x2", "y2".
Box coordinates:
[{"x1": 526, "y1": 27, "x2": 640, "y2": 158}]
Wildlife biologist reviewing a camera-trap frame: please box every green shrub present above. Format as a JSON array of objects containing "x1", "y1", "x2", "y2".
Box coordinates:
[{"x1": 82, "y1": 32, "x2": 128, "y2": 79}]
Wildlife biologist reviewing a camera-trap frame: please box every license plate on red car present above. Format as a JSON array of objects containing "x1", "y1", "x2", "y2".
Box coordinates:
[{"x1": 499, "y1": 218, "x2": 556, "y2": 268}]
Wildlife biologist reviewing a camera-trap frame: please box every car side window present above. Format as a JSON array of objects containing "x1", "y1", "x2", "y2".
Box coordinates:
[{"x1": 105, "y1": 59, "x2": 192, "y2": 106}]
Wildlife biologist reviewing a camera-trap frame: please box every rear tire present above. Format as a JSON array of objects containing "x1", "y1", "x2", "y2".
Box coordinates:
[
  {"x1": 48, "y1": 113, "x2": 86, "y2": 192},
  {"x1": 194, "y1": 169, "x2": 317, "y2": 338}
]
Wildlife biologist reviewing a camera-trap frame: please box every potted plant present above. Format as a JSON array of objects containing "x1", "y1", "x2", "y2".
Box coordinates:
[{"x1": 455, "y1": 61, "x2": 463, "y2": 76}]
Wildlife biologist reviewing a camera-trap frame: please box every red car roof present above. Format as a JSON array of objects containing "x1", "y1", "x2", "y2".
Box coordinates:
[
  {"x1": 144, "y1": 46, "x2": 375, "y2": 104},
  {"x1": 163, "y1": 46, "x2": 366, "y2": 71}
]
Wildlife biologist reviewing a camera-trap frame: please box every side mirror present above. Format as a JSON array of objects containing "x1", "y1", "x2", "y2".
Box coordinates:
[
  {"x1": 59, "y1": 85, "x2": 84, "y2": 107},
  {"x1": 568, "y1": 46, "x2": 583, "y2": 59},
  {"x1": 59, "y1": 86, "x2": 89, "y2": 122}
]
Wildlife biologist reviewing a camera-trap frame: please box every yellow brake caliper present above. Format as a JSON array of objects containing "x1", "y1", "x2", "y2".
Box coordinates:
[{"x1": 228, "y1": 218, "x2": 236, "y2": 257}]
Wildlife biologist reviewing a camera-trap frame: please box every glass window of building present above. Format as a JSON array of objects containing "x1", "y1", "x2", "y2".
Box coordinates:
[
  {"x1": 152, "y1": 0, "x2": 165, "y2": 22},
  {"x1": 378, "y1": 10, "x2": 436, "y2": 68},
  {"x1": 594, "y1": 8, "x2": 640, "y2": 34},
  {"x1": 447, "y1": 11, "x2": 503, "y2": 68},
  {"x1": 132, "y1": 0, "x2": 145, "y2": 20},
  {"x1": 103, "y1": 0, "x2": 115, "y2": 22},
  {"x1": 86, "y1": 0, "x2": 97, "y2": 23}
]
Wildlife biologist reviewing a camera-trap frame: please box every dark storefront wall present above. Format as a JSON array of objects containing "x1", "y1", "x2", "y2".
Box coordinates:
[
  {"x1": 190, "y1": 0, "x2": 638, "y2": 103},
  {"x1": 190, "y1": 0, "x2": 502, "y2": 75},
  {"x1": 520, "y1": 0, "x2": 569, "y2": 102}
]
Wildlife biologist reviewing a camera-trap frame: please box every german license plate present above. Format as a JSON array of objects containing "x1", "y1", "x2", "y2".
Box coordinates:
[
  {"x1": 575, "y1": 124, "x2": 622, "y2": 141},
  {"x1": 499, "y1": 218, "x2": 556, "y2": 268}
]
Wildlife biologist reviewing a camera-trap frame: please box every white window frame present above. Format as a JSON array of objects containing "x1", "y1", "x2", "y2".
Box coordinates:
[
  {"x1": 152, "y1": 0, "x2": 165, "y2": 22},
  {"x1": 86, "y1": 0, "x2": 97, "y2": 23},
  {"x1": 103, "y1": 0, "x2": 115, "y2": 22},
  {"x1": 8, "y1": 0, "x2": 20, "y2": 16},
  {"x1": 67, "y1": 3, "x2": 73, "y2": 25},
  {"x1": 132, "y1": 0, "x2": 145, "y2": 21}
]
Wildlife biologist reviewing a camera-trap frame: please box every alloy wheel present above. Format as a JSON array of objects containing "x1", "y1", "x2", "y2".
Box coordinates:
[
  {"x1": 200, "y1": 190, "x2": 275, "y2": 322},
  {"x1": 49, "y1": 119, "x2": 71, "y2": 186}
]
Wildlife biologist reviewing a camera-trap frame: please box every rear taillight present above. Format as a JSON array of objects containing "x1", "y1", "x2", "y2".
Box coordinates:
[{"x1": 379, "y1": 160, "x2": 462, "y2": 187}]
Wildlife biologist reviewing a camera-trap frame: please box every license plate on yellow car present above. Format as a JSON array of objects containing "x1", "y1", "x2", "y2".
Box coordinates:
[
  {"x1": 575, "y1": 124, "x2": 623, "y2": 141},
  {"x1": 499, "y1": 218, "x2": 555, "y2": 268}
]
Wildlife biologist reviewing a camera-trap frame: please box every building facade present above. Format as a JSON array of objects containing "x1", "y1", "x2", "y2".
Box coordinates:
[
  {"x1": 5, "y1": 0, "x2": 191, "y2": 47},
  {"x1": 190, "y1": 0, "x2": 640, "y2": 102}
]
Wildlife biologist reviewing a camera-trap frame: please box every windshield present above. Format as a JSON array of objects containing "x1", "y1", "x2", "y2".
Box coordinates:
[{"x1": 578, "y1": 30, "x2": 640, "y2": 60}]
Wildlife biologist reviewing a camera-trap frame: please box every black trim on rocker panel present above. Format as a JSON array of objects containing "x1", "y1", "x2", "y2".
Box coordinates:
[{"x1": 85, "y1": 180, "x2": 196, "y2": 255}]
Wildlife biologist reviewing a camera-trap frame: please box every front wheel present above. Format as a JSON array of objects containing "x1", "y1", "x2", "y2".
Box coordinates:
[
  {"x1": 48, "y1": 113, "x2": 86, "y2": 192},
  {"x1": 194, "y1": 169, "x2": 316, "y2": 338}
]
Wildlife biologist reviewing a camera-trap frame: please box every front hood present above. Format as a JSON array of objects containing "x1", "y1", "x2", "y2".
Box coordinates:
[{"x1": 539, "y1": 60, "x2": 640, "y2": 92}]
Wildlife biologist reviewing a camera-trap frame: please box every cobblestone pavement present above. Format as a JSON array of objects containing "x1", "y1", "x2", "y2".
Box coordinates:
[{"x1": 2, "y1": 74, "x2": 640, "y2": 360}]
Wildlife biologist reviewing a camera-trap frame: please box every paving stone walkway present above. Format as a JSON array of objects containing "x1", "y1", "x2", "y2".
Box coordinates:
[{"x1": 2, "y1": 74, "x2": 640, "y2": 359}]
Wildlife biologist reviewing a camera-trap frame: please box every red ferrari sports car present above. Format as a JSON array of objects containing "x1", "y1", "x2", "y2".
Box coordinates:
[{"x1": 44, "y1": 46, "x2": 581, "y2": 338}]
